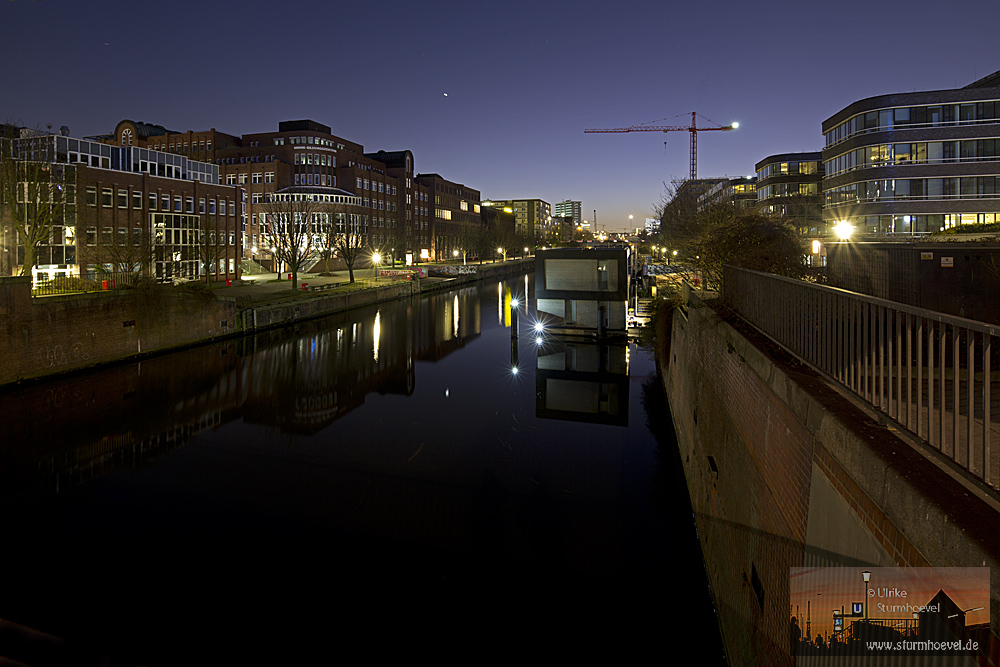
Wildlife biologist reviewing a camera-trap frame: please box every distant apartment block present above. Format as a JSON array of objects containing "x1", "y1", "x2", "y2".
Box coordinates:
[
  {"x1": 697, "y1": 176, "x2": 757, "y2": 211},
  {"x1": 553, "y1": 200, "x2": 582, "y2": 228},
  {"x1": 756, "y1": 152, "x2": 825, "y2": 235},
  {"x1": 482, "y1": 198, "x2": 551, "y2": 240}
]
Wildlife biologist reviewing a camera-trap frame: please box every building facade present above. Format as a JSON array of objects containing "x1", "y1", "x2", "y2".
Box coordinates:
[
  {"x1": 482, "y1": 198, "x2": 551, "y2": 241},
  {"x1": 3, "y1": 131, "x2": 240, "y2": 284},
  {"x1": 822, "y1": 71, "x2": 1000, "y2": 235},
  {"x1": 96, "y1": 119, "x2": 482, "y2": 265},
  {"x1": 697, "y1": 176, "x2": 757, "y2": 211},
  {"x1": 414, "y1": 173, "x2": 481, "y2": 262},
  {"x1": 553, "y1": 200, "x2": 582, "y2": 228},
  {"x1": 755, "y1": 152, "x2": 825, "y2": 235}
]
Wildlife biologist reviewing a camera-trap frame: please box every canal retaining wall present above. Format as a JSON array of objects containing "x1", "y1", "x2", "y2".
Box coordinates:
[
  {"x1": 0, "y1": 260, "x2": 533, "y2": 387},
  {"x1": 661, "y1": 290, "x2": 1000, "y2": 666}
]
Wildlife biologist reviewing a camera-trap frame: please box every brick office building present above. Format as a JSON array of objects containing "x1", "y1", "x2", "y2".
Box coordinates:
[
  {"x1": 3, "y1": 131, "x2": 241, "y2": 284},
  {"x1": 97, "y1": 119, "x2": 481, "y2": 264},
  {"x1": 414, "y1": 173, "x2": 481, "y2": 262}
]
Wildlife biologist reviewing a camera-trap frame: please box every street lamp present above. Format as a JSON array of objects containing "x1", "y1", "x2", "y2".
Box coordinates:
[
  {"x1": 371, "y1": 251, "x2": 382, "y2": 281},
  {"x1": 862, "y1": 571, "x2": 871, "y2": 621}
]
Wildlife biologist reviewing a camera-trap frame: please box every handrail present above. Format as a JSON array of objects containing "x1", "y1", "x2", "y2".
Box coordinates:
[{"x1": 724, "y1": 265, "x2": 1000, "y2": 490}]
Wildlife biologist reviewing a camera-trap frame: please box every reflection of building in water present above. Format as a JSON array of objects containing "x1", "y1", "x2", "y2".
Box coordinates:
[
  {"x1": 535, "y1": 338, "x2": 629, "y2": 426},
  {"x1": 3, "y1": 285, "x2": 490, "y2": 493},
  {"x1": 411, "y1": 285, "x2": 481, "y2": 362},
  {"x1": 241, "y1": 303, "x2": 414, "y2": 434},
  {"x1": 241, "y1": 287, "x2": 480, "y2": 434},
  {"x1": 0, "y1": 340, "x2": 243, "y2": 498}
]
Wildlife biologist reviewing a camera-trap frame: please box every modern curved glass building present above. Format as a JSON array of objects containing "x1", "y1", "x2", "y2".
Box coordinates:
[{"x1": 822, "y1": 70, "x2": 1000, "y2": 236}]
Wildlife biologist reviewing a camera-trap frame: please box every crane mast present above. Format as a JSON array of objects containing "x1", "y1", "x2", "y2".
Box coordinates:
[{"x1": 584, "y1": 111, "x2": 738, "y2": 180}]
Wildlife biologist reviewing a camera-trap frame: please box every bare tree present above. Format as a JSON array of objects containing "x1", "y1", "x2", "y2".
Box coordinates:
[
  {"x1": 0, "y1": 134, "x2": 69, "y2": 278},
  {"x1": 333, "y1": 211, "x2": 369, "y2": 283},
  {"x1": 453, "y1": 220, "x2": 479, "y2": 265},
  {"x1": 258, "y1": 192, "x2": 320, "y2": 290},
  {"x1": 82, "y1": 225, "x2": 157, "y2": 287},
  {"x1": 194, "y1": 221, "x2": 231, "y2": 284}
]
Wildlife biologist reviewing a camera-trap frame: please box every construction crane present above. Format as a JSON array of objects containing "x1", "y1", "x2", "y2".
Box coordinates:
[{"x1": 584, "y1": 111, "x2": 738, "y2": 181}]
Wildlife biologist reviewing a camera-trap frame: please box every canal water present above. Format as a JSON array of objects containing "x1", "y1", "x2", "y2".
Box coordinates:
[{"x1": 1, "y1": 272, "x2": 725, "y2": 665}]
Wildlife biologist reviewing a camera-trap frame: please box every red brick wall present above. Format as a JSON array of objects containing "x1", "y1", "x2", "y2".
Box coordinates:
[{"x1": 1, "y1": 280, "x2": 237, "y2": 385}]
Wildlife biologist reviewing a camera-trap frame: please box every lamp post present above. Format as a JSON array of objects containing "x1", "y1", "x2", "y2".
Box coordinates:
[
  {"x1": 371, "y1": 251, "x2": 382, "y2": 282},
  {"x1": 862, "y1": 571, "x2": 871, "y2": 621}
]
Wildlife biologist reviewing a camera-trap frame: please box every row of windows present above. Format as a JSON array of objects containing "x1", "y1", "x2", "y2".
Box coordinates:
[
  {"x1": 825, "y1": 177, "x2": 1000, "y2": 206},
  {"x1": 757, "y1": 161, "x2": 820, "y2": 179},
  {"x1": 825, "y1": 101, "x2": 1000, "y2": 147},
  {"x1": 43, "y1": 136, "x2": 218, "y2": 182},
  {"x1": 151, "y1": 139, "x2": 211, "y2": 154},
  {"x1": 218, "y1": 155, "x2": 274, "y2": 166},
  {"x1": 294, "y1": 152, "x2": 334, "y2": 167},
  {"x1": 355, "y1": 177, "x2": 397, "y2": 195},
  {"x1": 759, "y1": 183, "x2": 820, "y2": 198},
  {"x1": 273, "y1": 136, "x2": 343, "y2": 149},
  {"x1": 294, "y1": 173, "x2": 334, "y2": 186},
  {"x1": 825, "y1": 139, "x2": 1000, "y2": 177},
  {"x1": 226, "y1": 172, "x2": 276, "y2": 184},
  {"x1": 842, "y1": 213, "x2": 1000, "y2": 235},
  {"x1": 85, "y1": 187, "x2": 236, "y2": 215},
  {"x1": 360, "y1": 198, "x2": 396, "y2": 211}
]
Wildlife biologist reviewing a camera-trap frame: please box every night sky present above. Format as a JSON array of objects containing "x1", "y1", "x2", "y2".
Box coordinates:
[{"x1": 3, "y1": 0, "x2": 999, "y2": 231}]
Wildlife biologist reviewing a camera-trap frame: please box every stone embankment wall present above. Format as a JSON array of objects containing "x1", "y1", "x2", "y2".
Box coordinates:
[
  {"x1": 660, "y1": 290, "x2": 1000, "y2": 667},
  {"x1": 1, "y1": 276, "x2": 239, "y2": 387},
  {"x1": 0, "y1": 259, "x2": 534, "y2": 387}
]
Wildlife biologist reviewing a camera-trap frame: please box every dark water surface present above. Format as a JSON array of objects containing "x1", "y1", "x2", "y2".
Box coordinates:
[{"x1": 1, "y1": 273, "x2": 724, "y2": 664}]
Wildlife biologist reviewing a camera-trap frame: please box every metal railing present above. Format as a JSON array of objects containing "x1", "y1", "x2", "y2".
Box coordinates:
[
  {"x1": 723, "y1": 265, "x2": 1000, "y2": 490},
  {"x1": 31, "y1": 271, "x2": 149, "y2": 296}
]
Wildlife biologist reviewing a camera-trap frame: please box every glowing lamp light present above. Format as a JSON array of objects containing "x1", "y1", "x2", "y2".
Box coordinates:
[
  {"x1": 510, "y1": 298, "x2": 519, "y2": 308},
  {"x1": 834, "y1": 221, "x2": 854, "y2": 240},
  {"x1": 372, "y1": 252, "x2": 382, "y2": 264},
  {"x1": 731, "y1": 122, "x2": 740, "y2": 129},
  {"x1": 511, "y1": 366, "x2": 519, "y2": 375},
  {"x1": 535, "y1": 336, "x2": 543, "y2": 345},
  {"x1": 534, "y1": 322, "x2": 544, "y2": 333},
  {"x1": 811, "y1": 240, "x2": 821, "y2": 254}
]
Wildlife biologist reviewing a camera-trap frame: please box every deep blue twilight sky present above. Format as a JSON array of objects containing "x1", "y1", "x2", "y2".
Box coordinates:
[{"x1": 3, "y1": 0, "x2": 998, "y2": 231}]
